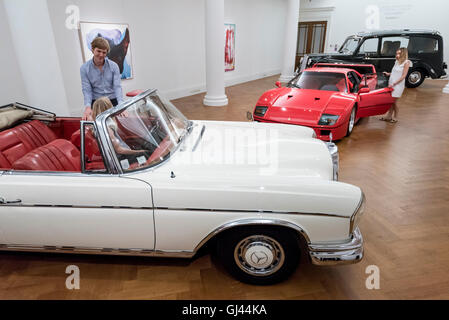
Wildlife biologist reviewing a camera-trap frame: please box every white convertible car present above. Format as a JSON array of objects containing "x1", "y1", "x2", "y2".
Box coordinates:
[{"x1": 0, "y1": 89, "x2": 364, "y2": 284}]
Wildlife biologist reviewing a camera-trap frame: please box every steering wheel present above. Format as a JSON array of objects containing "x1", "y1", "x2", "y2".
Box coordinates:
[{"x1": 144, "y1": 136, "x2": 173, "y2": 167}]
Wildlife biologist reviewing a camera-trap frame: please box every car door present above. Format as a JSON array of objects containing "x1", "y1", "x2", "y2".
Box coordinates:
[
  {"x1": 357, "y1": 87, "x2": 395, "y2": 118},
  {"x1": 0, "y1": 171, "x2": 155, "y2": 252}
]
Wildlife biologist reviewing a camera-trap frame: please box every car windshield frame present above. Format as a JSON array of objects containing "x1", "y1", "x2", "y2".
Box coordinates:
[
  {"x1": 95, "y1": 89, "x2": 192, "y2": 174},
  {"x1": 339, "y1": 36, "x2": 361, "y2": 54}
]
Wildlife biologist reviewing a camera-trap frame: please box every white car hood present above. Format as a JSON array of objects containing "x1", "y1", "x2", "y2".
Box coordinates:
[
  {"x1": 169, "y1": 120, "x2": 333, "y2": 180},
  {"x1": 129, "y1": 121, "x2": 362, "y2": 217}
]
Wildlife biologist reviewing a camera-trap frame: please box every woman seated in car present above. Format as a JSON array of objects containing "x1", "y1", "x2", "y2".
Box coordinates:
[{"x1": 90, "y1": 97, "x2": 149, "y2": 160}]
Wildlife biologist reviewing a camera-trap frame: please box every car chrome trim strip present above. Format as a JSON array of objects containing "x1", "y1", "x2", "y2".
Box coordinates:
[
  {"x1": 0, "y1": 244, "x2": 194, "y2": 258},
  {"x1": 0, "y1": 202, "x2": 347, "y2": 219},
  {"x1": 194, "y1": 218, "x2": 312, "y2": 251},
  {"x1": 365, "y1": 57, "x2": 396, "y2": 60},
  {"x1": 308, "y1": 227, "x2": 363, "y2": 266},
  {"x1": 154, "y1": 207, "x2": 348, "y2": 219},
  {"x1": 0, "y1": 204, "x2": 153, "y2": 210}
]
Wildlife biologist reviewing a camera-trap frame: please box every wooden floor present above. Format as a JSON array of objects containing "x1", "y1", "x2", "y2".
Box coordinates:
[{"x1": 1, "y1": 76, "x2": 449, "y2": 299}]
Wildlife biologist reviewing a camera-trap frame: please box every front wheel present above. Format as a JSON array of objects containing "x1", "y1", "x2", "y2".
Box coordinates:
[
  {"x1": 216, "y1": 227, "x2": 300, "y2": 285},
  {"x1": 406, "y1": 68, "x2": 426, "y2": 88},
  {"x1": 346, "y1": 107, "x2": 356, "y2": 137}
]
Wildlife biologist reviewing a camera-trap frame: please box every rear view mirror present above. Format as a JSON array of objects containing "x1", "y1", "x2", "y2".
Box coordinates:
[
  {"x1": 275, "y1": 81, "x2": 282, "y2": 88},
  {"x1": 359, "y1": 86, "x2": 370, "y2": 94}
]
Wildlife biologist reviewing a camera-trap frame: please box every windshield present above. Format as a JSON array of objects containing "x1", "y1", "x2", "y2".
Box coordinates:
[
  {"x1": 339, "y1": 37, "x2": 360, "y2": 54},
  {"x1": 105, "y1": 92, "x2": 191, "y2": 172},
  {"x1": 288, "y1": 71, "x2": 347, "y2": 92}
]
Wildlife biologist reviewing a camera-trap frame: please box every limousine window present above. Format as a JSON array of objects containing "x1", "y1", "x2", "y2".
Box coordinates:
[
  {"x1": 358, "y1": 38, "x2": 379, "y2": 55},
  {"x1": 380, "y1": 36, "x2": 410, "y2": 56},
  {"x1": 408, "y1": 37, "x2": 438, "y2": 54}
]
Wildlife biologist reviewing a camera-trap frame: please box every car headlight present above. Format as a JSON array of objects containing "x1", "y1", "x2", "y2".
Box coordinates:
[
  {"x1": 318, "y1": 114, "x2": 339, "y2": 126},
  {"x1": 349, "y1": 192, "x2": 366, "y2": 235},
  {"x1": 254, "y1": 106, "x2": 268, "y2": 117}
]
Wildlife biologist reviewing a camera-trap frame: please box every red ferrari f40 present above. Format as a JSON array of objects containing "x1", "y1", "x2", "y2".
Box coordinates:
[{"x1": 253, "y1": 63, "x2": 394, "y2": 141}]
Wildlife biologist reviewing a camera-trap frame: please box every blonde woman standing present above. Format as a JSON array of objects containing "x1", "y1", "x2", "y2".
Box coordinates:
[{"x1": 380, "y1": 47, "x2": 412, "y2": 123}]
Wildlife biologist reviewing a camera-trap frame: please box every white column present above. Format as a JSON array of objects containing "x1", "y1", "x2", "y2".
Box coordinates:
[
  {"x1": 3, "y1": 0, "x2": 70, "y2": 116},
  {"x1": 203, "y1": 0, "x2": 228, "y2": 106},
  {"x1": 279, "y1": 0, "x2": 300, "y2": 82},
  {"x1": 443, "y1": 81, "x2": 449, "y2": 94}
]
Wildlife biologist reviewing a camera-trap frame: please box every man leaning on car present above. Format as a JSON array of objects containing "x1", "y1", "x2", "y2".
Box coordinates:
[{"x1": 80, "y1": 37, "x2": 123, "y2": 121}]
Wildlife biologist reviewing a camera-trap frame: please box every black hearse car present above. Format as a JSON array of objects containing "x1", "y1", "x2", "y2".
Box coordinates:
[{"x1": 300, "y1": 29, "x2": 447, "y2": 88}]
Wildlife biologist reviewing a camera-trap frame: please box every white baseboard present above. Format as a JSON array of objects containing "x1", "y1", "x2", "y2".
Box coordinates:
[{"x1": 161, "y1": 69, "x2": 281, "y2": 101}]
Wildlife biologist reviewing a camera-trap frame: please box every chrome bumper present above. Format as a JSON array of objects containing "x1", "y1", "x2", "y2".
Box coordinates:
[{"x1": 308, "y1": 227, "x2": 363, "y2": 266}]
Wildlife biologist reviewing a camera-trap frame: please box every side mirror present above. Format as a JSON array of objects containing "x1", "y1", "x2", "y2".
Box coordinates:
[
  {"x1": 359, "y1": 86, "x2": 370, "y2": 94},
  {"x1": 275, "y1": 81, "x2": 282, "y2": 88},
  {"x1": 246, "y1": 111, "x2": 254, "y2": 121}
]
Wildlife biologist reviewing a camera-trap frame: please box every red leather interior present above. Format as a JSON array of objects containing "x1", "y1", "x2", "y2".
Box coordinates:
[
  {"x1": 12, "y1": 139, "x2": 80, "y2": 172},
  {"x1": 0, "y1": 120, "x2": 57, "y2": 169},
  {"x1": 47, "y1": 118, "x2": 81, "y2": 140},
  {"x1": 70, "y1": 129, "x2": 103, "y2": 162}
]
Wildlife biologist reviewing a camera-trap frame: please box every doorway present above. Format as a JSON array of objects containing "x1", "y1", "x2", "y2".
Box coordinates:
[{"x1": 296, "y1": 21, "x2": 327, "y2": 68}]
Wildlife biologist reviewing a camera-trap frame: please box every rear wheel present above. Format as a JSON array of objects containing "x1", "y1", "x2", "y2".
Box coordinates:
[
  {"x1": 406, "y1": 68, "x2": 426, "y2": 88},
  {"x1": 216, "y1": 227, "x2": 300, "y2": 285},
  {"x1": 346, "y1": 107, "x2": 356, "y2": 137}
]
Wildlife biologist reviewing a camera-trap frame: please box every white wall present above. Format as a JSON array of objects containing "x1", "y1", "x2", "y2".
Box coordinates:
[
  {"x1": 3, "y1": 0, "x2": 70, "y2": 115},
  {"x1": 224, "y1": 0, "x2": 286, "y2": 86},
  {"x1": 300, "y1": 0, "x2": 449, "y2": 65},
  {"x1": 0, "y1": 2, "x2": 28, "y2": 106},
  {"x1": 44, "y1": 0, "x2": 287, "y2": 116}
]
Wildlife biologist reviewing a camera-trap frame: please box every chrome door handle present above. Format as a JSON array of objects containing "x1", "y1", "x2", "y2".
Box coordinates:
[{"x1": 0, "y1": 197, "x2": 22, "y2": 204}]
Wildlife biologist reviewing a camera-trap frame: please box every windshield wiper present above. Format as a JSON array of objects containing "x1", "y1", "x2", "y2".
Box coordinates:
[{"x1": 192, "y1": 125, "x2": 206, "y2": 152}]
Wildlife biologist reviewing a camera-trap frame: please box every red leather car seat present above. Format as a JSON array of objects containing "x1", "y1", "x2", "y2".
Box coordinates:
[
  {"x1": 0, "y1": 120, "x2": 57, "y2": 169},
  {"x1": 12, "y1": 139, "x2": 80, "y2": 172},
  {"x1": 70, "y1": 129, "x2": 103, "y2": 162}
]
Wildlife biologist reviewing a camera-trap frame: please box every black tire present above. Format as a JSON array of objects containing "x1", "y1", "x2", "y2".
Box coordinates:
[
  {"x1": 405, "y1": 68, "x2": 426, "y2": 88},
  {"x1": 216, "y1": 227, "x2": 300, "y2": 285},
  {"x1": 346, "y1": 106, "x2": 357, "y2": 137}
]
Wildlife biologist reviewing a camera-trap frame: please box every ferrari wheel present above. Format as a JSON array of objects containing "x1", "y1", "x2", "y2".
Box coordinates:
[
  {"x1": 216, "y1": 227, "x2": 300, "y2": 285},
  {"x1": 346, "y1": 107, "x2": 356, "y2": 137}
]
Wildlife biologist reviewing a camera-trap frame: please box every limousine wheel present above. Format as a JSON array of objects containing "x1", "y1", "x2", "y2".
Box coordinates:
[
  {"x1": 217, "y1": 227, "x2": 300, "y2": 285},
  {"x1": 406, "y1": 69, "x2": 425, "y2": 88}
]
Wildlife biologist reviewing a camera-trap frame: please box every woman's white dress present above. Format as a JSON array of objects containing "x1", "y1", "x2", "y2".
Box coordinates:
[{"x1": 388, "y1": 59, "x2": 412, "y2": 98}]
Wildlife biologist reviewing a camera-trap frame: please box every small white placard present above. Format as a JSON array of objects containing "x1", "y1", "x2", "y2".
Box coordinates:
[
  {"x1": 120, "y1": 159, "x2": 130, "y2": 170},
  {"x1": 137, "y1": 156, "x2": 146, "y2": 165}
]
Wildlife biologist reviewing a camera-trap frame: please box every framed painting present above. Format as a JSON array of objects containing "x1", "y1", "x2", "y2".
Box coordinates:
[
  {"x1": 79, "y1": 22, "x2": 133, "y2": 79},
  {"x1": 225, "y1": 24, "x2": 235, "y2": 72}
]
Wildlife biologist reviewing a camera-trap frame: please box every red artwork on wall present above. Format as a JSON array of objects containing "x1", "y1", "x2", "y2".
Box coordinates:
[{"x1": 225, "y1": 24, "x2": 235, "y2": 72}]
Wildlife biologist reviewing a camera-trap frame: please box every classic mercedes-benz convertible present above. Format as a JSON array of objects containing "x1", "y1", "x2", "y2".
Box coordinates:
[
  {"x1": 0, "y1": 90, "x2": 364, "y2": 284},
  {"x1": 252, "y1": 64, "x2": 395, "y2": 141}
]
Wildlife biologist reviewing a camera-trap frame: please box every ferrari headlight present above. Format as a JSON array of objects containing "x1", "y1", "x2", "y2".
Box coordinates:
[
  {"x1": 254, "y1": 106, "x2": 268, "y2": 117},
  {"x1": 349, "y1": 192, "x2": 366, "y2": 235},
  {"x1": 318, "y1": 114, "x2": 339, "y2": 126}
]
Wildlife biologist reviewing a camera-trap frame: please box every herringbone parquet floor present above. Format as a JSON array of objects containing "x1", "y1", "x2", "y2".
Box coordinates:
[{"x1": 0, "y1": 76, "x2": 448, "y2": 299}]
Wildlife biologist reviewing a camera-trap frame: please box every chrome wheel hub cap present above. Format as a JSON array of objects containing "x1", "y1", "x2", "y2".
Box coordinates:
[
  {"x1": 234, "y1": 235, "x2": 285, "y2": 276},
  {"x1": 409, "y1": 71, "x2": 422, "y2": 84}
]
